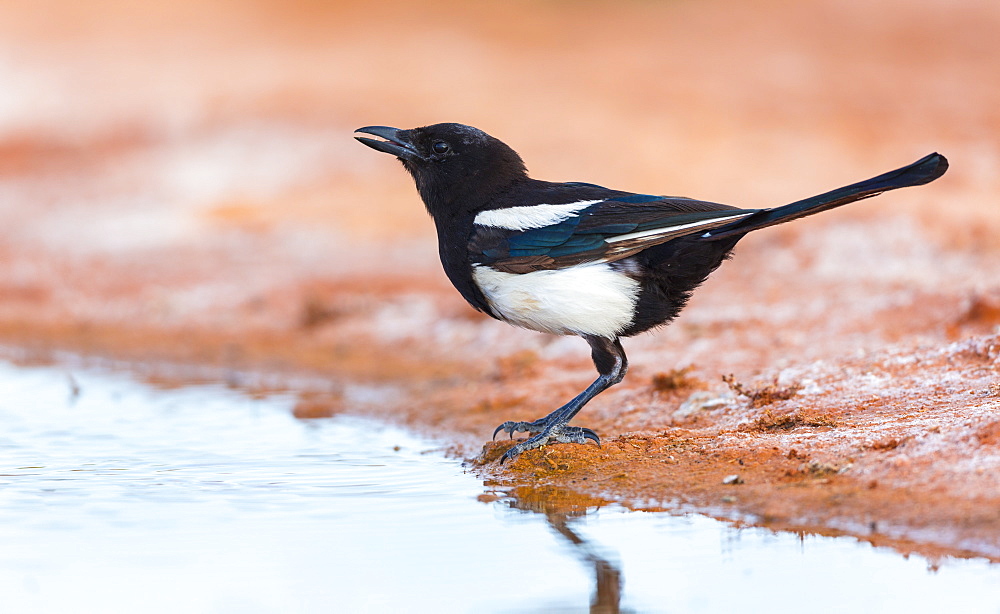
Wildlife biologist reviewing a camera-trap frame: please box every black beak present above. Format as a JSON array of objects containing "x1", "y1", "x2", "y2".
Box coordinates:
[{"x1": 354, "y1": 126, "x2": 424, "y2": 162}]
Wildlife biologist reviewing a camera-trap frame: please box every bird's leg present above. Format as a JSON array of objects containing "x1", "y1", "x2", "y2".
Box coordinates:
[{"x1": 496, "y1": 336, "x2": 628, "y2": 463}]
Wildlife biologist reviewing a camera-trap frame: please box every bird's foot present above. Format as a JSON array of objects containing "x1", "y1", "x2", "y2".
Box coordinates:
[{"x1": 499, "y1": 424, "x2": 600, "y2": 464}]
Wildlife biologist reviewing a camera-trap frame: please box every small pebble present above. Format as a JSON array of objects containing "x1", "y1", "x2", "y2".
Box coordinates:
[{"x1": 722, "y1": 474, "x2": 744, "y2": 485}]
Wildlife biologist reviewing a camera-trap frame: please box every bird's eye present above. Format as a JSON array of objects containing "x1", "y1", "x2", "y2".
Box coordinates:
[{"x1": 432, "y1": 141, "x2": 450, "y2": 154}]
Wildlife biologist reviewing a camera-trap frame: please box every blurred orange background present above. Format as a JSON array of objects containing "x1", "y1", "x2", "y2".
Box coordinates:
[{"x1": 0, "y1": 0, "x2": 996, "y2": 366}]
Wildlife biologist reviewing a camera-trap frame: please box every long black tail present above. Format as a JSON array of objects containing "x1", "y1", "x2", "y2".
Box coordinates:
[{"x1": 702, "y1": 152, "x2": 948, "y2": 241}]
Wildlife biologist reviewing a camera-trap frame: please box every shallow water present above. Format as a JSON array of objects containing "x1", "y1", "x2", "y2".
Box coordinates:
[{"x1": 0, "y1": 360, "x2": 997, "y2": 614}]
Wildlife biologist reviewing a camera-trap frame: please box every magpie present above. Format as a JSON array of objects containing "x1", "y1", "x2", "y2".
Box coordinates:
[{"x1": 355, "y1": 123, "x2": 947, "y2": 463}]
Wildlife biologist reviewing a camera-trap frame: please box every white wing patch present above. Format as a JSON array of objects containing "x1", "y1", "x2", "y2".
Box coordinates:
[
  {"x1": 604, "y1": 212, "x2": 751, "y2": 244},
  {"x1": 473, "y1": 200, "x2": 602, "y2": 231},
  {"x1": 473, "y1": 262, "x2": 639, "y2": 338}
]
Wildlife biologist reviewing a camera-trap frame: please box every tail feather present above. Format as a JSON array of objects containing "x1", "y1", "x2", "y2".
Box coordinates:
[{"x1": 702, "y1": 152, "x2": 948, "y2": 241}]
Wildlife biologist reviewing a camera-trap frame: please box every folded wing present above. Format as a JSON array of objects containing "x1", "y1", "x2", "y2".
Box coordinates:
[{"x1": 470, "y1": 195, "x2": 757, "y2": 273}]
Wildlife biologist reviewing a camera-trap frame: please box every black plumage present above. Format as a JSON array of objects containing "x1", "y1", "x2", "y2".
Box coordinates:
[{"x1": 356, "y1": 123, "x2": 947, "y2": 462}]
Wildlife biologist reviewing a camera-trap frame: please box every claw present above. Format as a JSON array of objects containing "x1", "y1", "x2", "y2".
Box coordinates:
[
  {"x1": 492, "y1": 419, "x2": 546, "y2": 440},
  {"x1": 581, "y1": 428, "x2": 601, "y2": 445},
  {"x1": 492, "y1": 421, "x2": 521, "y2": 440},
  {"x1": 499, "y1": 444, "x2": 523, "y2": 465}
]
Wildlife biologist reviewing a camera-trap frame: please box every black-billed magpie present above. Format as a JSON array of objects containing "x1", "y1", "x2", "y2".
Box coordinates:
[{"x1": 355, "y1": 123, "x2": 947, "y2": 463}]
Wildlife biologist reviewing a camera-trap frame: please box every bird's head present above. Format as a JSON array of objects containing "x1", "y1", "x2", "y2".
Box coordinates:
[{"x1": 355, "y1": 123, "x2": 527, "y2": 218}]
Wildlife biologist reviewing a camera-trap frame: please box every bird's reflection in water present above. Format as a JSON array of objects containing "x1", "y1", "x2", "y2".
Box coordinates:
[{"x1": 485, "y1": 482, "x2": 636, "y2": 614}]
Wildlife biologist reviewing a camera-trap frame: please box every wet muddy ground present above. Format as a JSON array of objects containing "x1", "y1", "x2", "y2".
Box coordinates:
[{"x1": 1, "y1": 0, "x2": 999, "y2": 569}]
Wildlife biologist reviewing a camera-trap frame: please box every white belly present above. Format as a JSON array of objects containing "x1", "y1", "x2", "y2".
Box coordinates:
[{"x1": 472, "y1": 262, "x2": 640, "y2": 338}]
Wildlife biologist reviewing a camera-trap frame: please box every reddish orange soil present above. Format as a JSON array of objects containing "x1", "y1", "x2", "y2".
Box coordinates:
[{"x1": 1, "y1": 0, "x2": 998, "y2": 562}]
